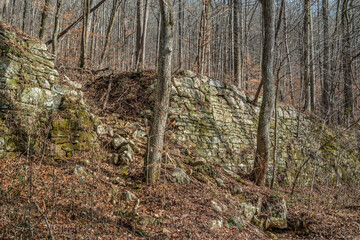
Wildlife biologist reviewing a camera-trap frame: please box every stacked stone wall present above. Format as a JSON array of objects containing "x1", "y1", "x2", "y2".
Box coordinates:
[
  {"x1": 169, "y1": 71, "x2": 359, "y2": 184},
  {"x1": 0, "y1": 23, "x2": 97, "y2": 159}
]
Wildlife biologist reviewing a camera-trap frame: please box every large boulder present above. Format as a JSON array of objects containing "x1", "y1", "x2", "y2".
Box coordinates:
[
  {"x1": 0, "y1": 23, "x2": 97, "y2": 159},
  {"x1": 252, "y1": 195, "x2": 288, "y2": 231}
]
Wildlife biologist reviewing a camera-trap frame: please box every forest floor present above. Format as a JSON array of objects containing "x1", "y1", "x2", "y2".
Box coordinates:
[
  {"x1": 1, "y1": 70, "x2": 359, "y2": 239},
  {"x1": 1, "y1": 149, "x2": 359, "y2": 239}
]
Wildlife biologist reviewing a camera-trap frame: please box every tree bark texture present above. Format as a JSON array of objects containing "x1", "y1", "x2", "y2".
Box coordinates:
[
  {"x1": 144, "y1": 0, "x2": 174, "y2": 183},
  {"x1": 303, "y1": 0, "x2": 311, "y2": 112},
  {"x1": 322, "y1": 0, "x2": 331, "y2": 115},
  {"x1": 135, "y1": 0, "x2": 143, "y2": 69},
  {"x1": 341, "y1": 0, "x2": 353, "y2": 121},
  {"x1": 252, "y1": 0, "x2": 276, "y2": 186},
  {"x1": 80, "y1": 0, "x2": 91, "y2": 68},
  {"x1": 233, "y1": 0, "x2": 241, "y2": 88},
  {"x1": 39, "y1": 0, "x2": 51, "y2": 40},
  {"x1": 52, "y1": 0, "x2": 62, "y2": 56}
]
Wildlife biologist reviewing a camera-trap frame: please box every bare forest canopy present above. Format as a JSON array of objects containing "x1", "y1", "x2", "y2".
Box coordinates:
[{"x1": 0, "y1": 0, "x2": 360, "y2": 123}]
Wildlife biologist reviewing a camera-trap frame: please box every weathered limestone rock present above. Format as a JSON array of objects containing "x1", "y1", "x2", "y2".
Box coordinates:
[
  {"x1": 211, "y1": 200, "x2": 227, "y2": 213},
  {"x1": 226, "y1": 216, "x2": 245, "y2": 229},
  {"x1": 96, "y1": 125, "x2": 107, "y2": 135},
  {"x1": 211, "y1": 200, "x2": 223, "y2": 213},
  {"x1": 49, "y1": 99, "x2": 98, "y2": 158},
  {"x1": 253, "y1": 196, "x2": 287, "y2": 230},
  {"x1": 0, "y1": 23, "x2": 98, "y2": 159},
  {"x1": 113, "y1": 135, "x2": 127, "y2": 149},
  {"x1": 266, "y1": 197, "x2": 288, "y2": 229},
  {"x1": 172, "y1": 168, "x2": 191, "y2": 184},
  {"x1": 238, "y1": 202, "x2": 257, "y2": 221},
  {"x1": 215, "y1": 178, "x2": 226, "y2": 188},
  {"x1": 168, "y1": 70, "x2": 359, "y2": 186},
  {"x1": 74, "y1": 166, "x2": 87, "y2": 176},
  {"x1": 230, "y1": 184, "x2": 243, "y2": 195},
  {"x1": 120, "y1": 190, "x2": 137, "y2": 202},
  {"x1": 209, "y1": 218, "x2": 223, "y2": 229}
]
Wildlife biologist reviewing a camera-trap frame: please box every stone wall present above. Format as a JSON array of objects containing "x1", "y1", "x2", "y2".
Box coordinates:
[
  {"x1": 169, "y1": 71, "x2": 359, "y2": 185},
  {"x1": 0, "y1": 23, "x2": 97, "y2": 159}
]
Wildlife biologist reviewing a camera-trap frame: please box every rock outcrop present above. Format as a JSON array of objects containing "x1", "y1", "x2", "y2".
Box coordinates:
[
  {"x1": 169, "y1": 70, "x2": 359, "y2": 185},
  {"x1": 0, "y1": 23, "x2": 97, "y2": 159}
]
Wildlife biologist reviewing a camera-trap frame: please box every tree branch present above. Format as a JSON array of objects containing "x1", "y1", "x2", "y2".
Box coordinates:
[{"x1": 46, "y1": 0, "x2": 108, "y2": 45}]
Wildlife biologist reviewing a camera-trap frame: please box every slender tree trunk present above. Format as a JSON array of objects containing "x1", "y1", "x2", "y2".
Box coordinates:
[
  {"x1": 155, "y1": 12, "x2": 160, "y2": 67},
  {"x1": 239, "y1": 0, "x2": 244, "y2": 88},
  {"x1": 10, "y1": 0, "x2": 15, "y2": 25},
  {"x1": 39, "y1": 0, "x2": 51, "y2": 40},
  {"x1": 271, "y1": 66, "x2": 281, "y2": 189},
  {"x1": 252, "y1": 0, "x2": 276, "y2": 186},
  {"x1": 89, "y1": 8, "x2": 96, "y2": 63},
  {"x1": 233, "y1": 0, "x2": 241, "y2": 87},
  {"x1": 178, "y1": 0, "x2": 183, "y2": 69},
  {"x1": 80, "y1": 0, "x2": 91, "y2": 68},
  {"x1": 52, "y1": 0, "x2": 62, "y2": 57},
  {"x1": 21, "y1": 0, "x2": 27, "y2": 31},
  {"x1": 252, "y1": 0, "x2": 282, "y2": 106},
  {"x1": 197, "y1": 2, "x2": 205, "y2": 74},
  {"x1": 223, "y1": 2, "x2": 229, "y2": 76},
  {"x1": 135, "y1": 0, "x2": 143, "y2": 69},
  {"x1": 100, "y1": 0, "x2": 123, "y2": 67},
  {"x1": 144, "y1": 0, "x2": 174, "y2": 183},
  {"x1": 341, "y1": 0, "x2": 353, "y2": 122},
  {"x1": 46, "y1": 0, "x2": 108, "y2": 46},
  {"x1": 330, "y1": 0, "x2": 341, "y2": 124},
  {"x1": 322, "y1": 0, "x2": 331, "y2": 116},
  {"x1": 283, "y1": 0, "x2": 294, "y2": 105},
  {"x1": 303, "y1": 0, "x2": 311, "y2": 112},
  {"x1": 197, "y1": 0, "x2": 211, "y2": 75},
  {"x1": 309, "y1": 10, "x2": 316, "y2": 111},
  {"x1": 139, "y1": 0, "x2": 149, "y2": 69},
  {"x1": 0, "y1": 0, "x2": 8, "y2": 21}
]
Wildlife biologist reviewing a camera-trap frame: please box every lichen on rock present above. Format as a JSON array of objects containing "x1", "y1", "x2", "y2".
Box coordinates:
[{"x1": 0, "y1": 23, "x2": 98, "y2": 159}]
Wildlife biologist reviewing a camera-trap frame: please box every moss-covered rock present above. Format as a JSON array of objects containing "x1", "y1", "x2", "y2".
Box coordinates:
[
  {"x1": 50, "y1": 98, "x2": 98, "y2": 159},
  {"x1": 0, "y1": 22, "x2": 98, "y2": 160}
]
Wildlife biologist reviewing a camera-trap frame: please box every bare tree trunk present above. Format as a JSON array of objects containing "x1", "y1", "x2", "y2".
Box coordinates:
[
  {"x1": 100, "y1": 0, "x2": 124, "y2": 67},
  {"x1": 330, "y1": 0, "x2": 341, "y2": 124},
  {"x1": 52, "y1": 0, "x2": 62, "y2": 57},
  {"x1": 341, "y1": 0, "x2": 353, "y2": 122},
  {"x1": 233, "y1": 0, "x2": 241, "y2": 87},
  {"x1": 322, "y1": 0, "x2": 331, "y2": 116},
  {"x1": 140, "y1": 0, "x2": 149, "y2": 69},
  {"x1": 144, "y1": 0, "x2": 174, "y2": 183},
  {"x1": 135, "y1": 0, "x2": 143, "y2": 70},
  {"x1": 10, "y1": 0, "x2": 15, "y2": 24},
  {"x1": 80, "y1": 0, "x2": 91, "y2": 68},
  {"x1": 309, "y1": 10, "x2": 316, "y2": 111},
  {"x1": 0, "y1": 0, "x2": 8, "y2": 21},
  {"x1": 223, "y1": 2, "x2": 229, "y2": 77},
  {"x1": 39, "y1": 0, "x2": 51, "y2": 40},
  {"x1": 251, "y1": 0, "x2": 275, "y2": 186},
  {"x1": 197, "y1": 2, "x2": 205, "y2": 74},
  {"x1": 283, "y1": 0, "x2": 294, "y2": 105},
  {"x1": 46, "y1": 0, "x2": 108, "y2": 46},
  {"x1": 252, "y1": 0, "x2": 283, "y2": 106},
  {"x1": 21, "y1": 0, "x2": 27, "y2": 32},
  {"x1": 303, "y1": 0, "x2": 311, "y2": 112},
  {"x1": 178, "y1": 0, "x2": 183, "y2": 69},
  {"x1": 197, "y1": 0, "x2": 211, "y2": 75}
]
